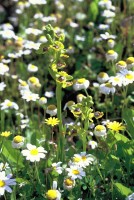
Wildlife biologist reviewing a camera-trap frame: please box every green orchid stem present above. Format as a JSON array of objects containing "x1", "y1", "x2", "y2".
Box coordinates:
[
  {"x1": 83, "y1": 118, "x2": 89, "y2": 151},
  {"x1": 56, "y1": 83, "x2": 63, "y2": 133},
  {"x1": 56, "y1": 83, "x2": 64, "y2": 161}
]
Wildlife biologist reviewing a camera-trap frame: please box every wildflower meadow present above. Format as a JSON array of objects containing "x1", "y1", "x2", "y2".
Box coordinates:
[{"x1": 0, "y1": 0, "x2": 134, "y2": 199}]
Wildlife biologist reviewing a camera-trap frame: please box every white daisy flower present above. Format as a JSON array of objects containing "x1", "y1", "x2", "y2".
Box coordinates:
[
  {"x1": 18, "y1": 79, "x2": 29, "y2": 91},
  {"x1": 71, "y1": 152, "x2": 94, "y2": 168},
  {"x1": 73, "y1": 78, "x2": 90, "y2": 91},
  {"x1": 125, "y1": 193, "x2": 134, "y2": 200},
  {"x1": 52, "y1": 162, "x2": 63, "y2": 174},
  {"x1": 21, "y1": 91, "x2": 39, "y2": 102},
  {"x1": 0, "y1": 171, "x2": 16, "y2": 196},
  {"x1": 27, "y1": 64, "x2": 38, "y2": 73},
  {"x1": 108, "y1": 76, "x2": 123, "y2": 87},
  {"x1": 98, "y1": 24, "x2": 110, "y2": 30},
  {"x1": 106, "y1": 50, "x2": 118, "y2": 61},
  {"x1": 0, "y1": 82, "x2": 6, "y2": 91},
  {"x1": 0, "y1": 99, "x2": 19, "y2": 110},
  {"x1": 99, "y1": 83, "x2": 115, "y2": 94},
  {"x1": 66, "y1": 165, "x2": 85, "y2": 180},
  {"x1": 94, "y1": 125, "x2": 107, "y2": 137},
  {"x1": 23, "y1": 41, "x2": 41, "y2": 50},
  {"x1": 98, "y1": 0, "x2": 112, "y2": 9},
  {"x1": 102, "y1": 10, "x2": 115, "y2": 18},
  {"x1": 117, "y1": 69, "x2": 134, "y2": 86},
  {"x1": 21, "y1": 143, "x2": 47, "y2": 162},
  {"x1": 64, "y1": 101, "x2": 75, "y2": 110},
  {"x1": 0, "y1": 29, "x2": 16, "y2": 39},
  {"x1": 100, "y1": 32, "x2": 116, "y2": 40}
]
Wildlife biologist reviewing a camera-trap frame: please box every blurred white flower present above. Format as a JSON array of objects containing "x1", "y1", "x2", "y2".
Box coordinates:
[
  {"x1": 0, "y1": 82, "x2": 6, "y2": 91},
  {"x1": 0, "y1": 100, "x2": 19, "y2": 110},
  {"x1": 99, "y1": 82, "x2": 115, "y2": 94}
]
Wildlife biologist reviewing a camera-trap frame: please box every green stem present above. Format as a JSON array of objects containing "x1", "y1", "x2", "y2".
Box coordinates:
[
  {"x1": 56, "y1": 83, "x2": 62, "y2": 133},
  {"x1": 35, "y1": 162, "x2": 41, "y2": 185}
]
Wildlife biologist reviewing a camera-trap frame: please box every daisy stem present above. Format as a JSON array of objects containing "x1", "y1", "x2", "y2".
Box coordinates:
[
  {"x1": 84, "y1": 89, "x2": 89, "y2": 97},
  {"x1": 105, "y1": 95, "x2": 108, "y2": 119},
  {"x1": 4, "y1": 194, "x2": 7, "y2": 200},
  {"x1": 1, "y1": 110, "x2": 5, "y2": 131},
  {"x1": 35, "y1": 162, "x2": 41, "y2": 185}
]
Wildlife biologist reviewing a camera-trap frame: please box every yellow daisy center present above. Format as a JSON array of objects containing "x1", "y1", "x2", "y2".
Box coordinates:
[
  {"x1": 29, "y1": 77, "x2": 38, "y2": 84},
  {"x1": 82, "y1": 156, "x2": 87, "y2": 161},
  {"x1": 105, "y1": 83, "x2": 113, "y2": 88},
  {"x1": 77, "y1": 78, "x2": 86, "y2": 84},
  {"x1": 114, "y1": 77, "x2": 120, "y2": 82},
  {"x1": 126, "y1": 57, "x2": 134, "y2": 64},
  {"x1": 107, "y1": 50, "x2": 115, "y2": 55},
  {"x1": 30, "y1": 148, "x2": 38, "y2": 155},
  {"x1": 13, "y1": 135, "x2": 23, "y2": 143},
  {"x1": 125, "y1": 74, "x2": 133, "y2": 80},
  {"x1": 72, "y1": 169, "x2": 80, "y2": 175},
  {"x1": 21, "y1": 81, "x2": 27, "y2": 86},
  {"x1": 96, "y1": 125, "x2": 105, "y2": 131},
  {"x1": 108, "y1": 39, "x2": 114, "y2": 43},
  {"x1": 47, "y1": 105, "x2": 56, "y2": 110},
  {"x1": 0, "y1": 180, "x2": 5, "y2": 187},
  {"x1": 7, "y1": 101, "x2": 13, "y2": 107},
  {"x1": 30, "y1": 65, "x2": 36, "y2": 69},
  {"x1": 73, "y1": 157, "x2": 81, "y2": 162},
  {"x1": 46, "y1": 190, "x2": 57, "y2": 200},
  {"x1": 98, "y1": 72, "x2": 107, "y2": 78},
  {"x1": 64, "y1": 178, "x2": 74, "y2": 186},
  {"x1": 117, "y1": 61, "x2": 126, "y2": 66}
]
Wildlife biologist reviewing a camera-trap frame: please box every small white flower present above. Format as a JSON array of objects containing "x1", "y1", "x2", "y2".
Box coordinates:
[
  {"x1": 97, "y1": 72, "x2": 109, "y2": 83},
  {"x1": 94, "y1": 125, "x2": 107, "y2": 137},
  {"x1": 126, "y1": 193, "x2": 134, "y2": 200},
  {"x1": 106, "y1": 50, "x2": 118, "y2": 61},
  {"x1": 25, "y1": 28, "x2": 42, "y2": 36},
  {"x1": 0, "y1": 82, "x2": 6, "y2": 91},
  {"x1": 39, "y1": 97, "x2": 47, "y2": 105},
  {"x1": 98, "y1": 0, "x2": 112, "y2": 9},
  {"x1": 46, "y1": 181, "x2": 61, "y2": 200},
  {"x1": 12, "y1": 135, "x2": 24, "y2": 149},
  {"x1": 0, "y1": 63, "x2": 9, "y2": 75},
  {"x1": 27, "y1": 76, "x2": 41, "y2": 89},
  {"x1": 98, "y1": 24, "x2": 109, "y2": 30},
  {"x1": 107, "y1": 39, "x2": 115, "y2": 48},
  {"x1": 0, "y1": 99, "x2": 19, "y2": 110},
  {"x1": 73, "y1": 78, "x2": 90, "y2": 91},
  {"x1": 21, "y1": 143, "x2": 47, "y2": 162},
  {"x1": 52, "y1": 162, "x2": 63, "y2": 174},
  {"x1": 0, "y1": 29, "x2": 16, "y2": 39},
  {"x1": 99, "y1": 82, "x2": 115, "y2": 94},
  {"x1": 100, "y1": 32, "x2": 116, "y2": 40},
  {"x1": 88, "y1": 140, "x2": 98, "y2": 149},
  {"x1": 21, "y1": 91, "x2": 39, "y2": 102},
  {"x1": 63, "y1": 178, "x2": 75, "y2": 190},
  {"x1": 27, "y1": 64, "x2": 38, "y2": 73},
  {"x1": 0, "y1": 163, "x2": 10, "y2": 172},
  {"x1": 0, "y1": 171, "x2": 16, "y2": 196},
  {"x1": 44, "y1": 91, "x2": 54, "y2": 98},
  {"x1": 116, "y1": 60, "x2": 127, "y2": 70},
  {"x1": 46, "y1": 105, "x2": 57, "y2": 116},
  {"x1": 23, "y1": 40, "x2": 41, "y2": 50},
  {"x1": 102, "y1": 10, "x2": 115, "y2": 18},
  {"x1": 126, "y1": 57, "x2": 134, "y2": 69},
  {"x1": 29, "y1": 0, "x2": 46, "y2": 5},
  {"x1": 66, "y1": 165, "x2": 85, "y2": 180}
]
